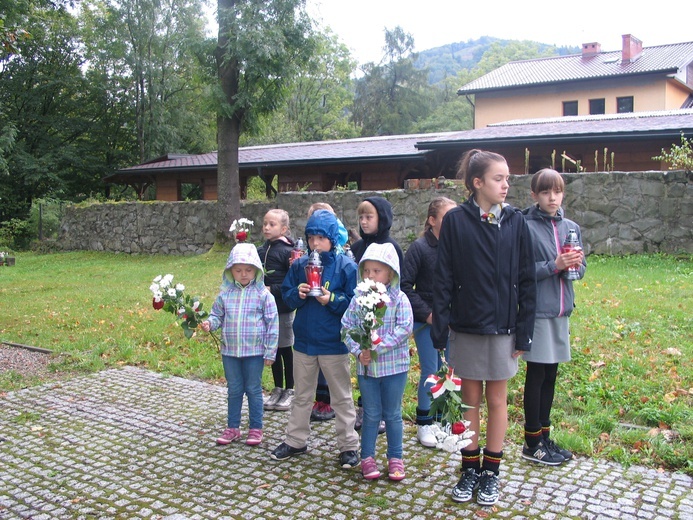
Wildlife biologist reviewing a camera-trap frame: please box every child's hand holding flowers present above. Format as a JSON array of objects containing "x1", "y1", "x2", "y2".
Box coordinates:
[
  {"x1": 341, "y1": 278, "x2": 390, "y2": 376},
  {"x1": 149, "y1": 274, "x2": 218, "y2": 346}
]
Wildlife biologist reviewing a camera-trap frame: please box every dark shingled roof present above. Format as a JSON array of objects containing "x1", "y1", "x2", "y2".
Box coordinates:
[
  {"x1": 458, "y1": 41, "x2": 693, "y2": 94},
  {"x1": 415, "y1": 110, "x2": 693, "y2": 148},
  {"x1": 117, "y1": 132, "x2": 457, "y2": 173},
  {"x1": 108, "y1": 111, "x2": 693, "y2": 179}
]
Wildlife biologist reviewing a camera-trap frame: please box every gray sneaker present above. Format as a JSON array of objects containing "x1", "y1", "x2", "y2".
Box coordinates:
[
  {"x1": 274, "y1": 389, "x2": 294, "y2": 411},
  {"x1": 263, "y1": 387, "x2": 283, "y2": 410},
  {"x1": 354, "y1": 406, "x2": 364, "y2": 431}
]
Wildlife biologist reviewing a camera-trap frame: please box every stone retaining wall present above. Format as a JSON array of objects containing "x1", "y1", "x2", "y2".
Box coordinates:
[{"x1": 59, "y1": 171, "x2": 692, "y2": 255}]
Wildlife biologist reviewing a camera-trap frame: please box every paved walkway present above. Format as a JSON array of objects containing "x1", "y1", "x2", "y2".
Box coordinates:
[{"x1": 1, "y1": 367, "x2": 691, "y2": 519}]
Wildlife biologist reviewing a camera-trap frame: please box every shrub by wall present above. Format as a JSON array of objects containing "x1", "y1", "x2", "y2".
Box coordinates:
[{"x1": 59, "y1": 171, "x2": 692, "y2": 255}]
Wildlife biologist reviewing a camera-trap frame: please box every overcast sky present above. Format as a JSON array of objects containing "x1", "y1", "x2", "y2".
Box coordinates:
[{"x1": 306, "y1": 0, "x2": 692, "y2": 65}]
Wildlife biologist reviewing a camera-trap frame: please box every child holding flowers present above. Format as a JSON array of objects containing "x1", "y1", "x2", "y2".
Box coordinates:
[
  {"x1": 432, "y1": 149, "x2": 536, "y2": 506},
  {"x1": 401, "y1": 196, "x2": 457, "y2": 447},
  {"x1": 341, "y1": 242, "x2": 413, "y2": 481},
  {"x1": 201, "y1": 243, "x2": 278, "y2": 447}
]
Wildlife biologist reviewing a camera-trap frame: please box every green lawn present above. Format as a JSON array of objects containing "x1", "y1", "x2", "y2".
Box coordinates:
[{"x1": 1, "y1": 251, "x2": 691, "y2": 474}]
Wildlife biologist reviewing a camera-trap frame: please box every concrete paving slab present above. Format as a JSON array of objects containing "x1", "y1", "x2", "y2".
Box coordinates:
[{"x1": 1, "y1": 367, "x2": 690, "y2": 519}]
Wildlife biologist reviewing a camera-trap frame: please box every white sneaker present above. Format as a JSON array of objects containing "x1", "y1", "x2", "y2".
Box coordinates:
[
  {"x1": 274, "y1": 389, "x2": 294, "y2": 411},
  {"x1": 417, "y1": 424, "x2": 437, "y2": 448},
  {"x1": 263, "y1": 387, "x2": 283, "y2": 410}
]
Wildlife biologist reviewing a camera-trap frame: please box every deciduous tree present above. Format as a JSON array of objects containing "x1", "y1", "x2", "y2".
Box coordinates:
[
  {"x1": 352, "y1": 26, "x2": 432, "y2": 136},
  {"x1": 215, "y1": 0, "x2": 314, "y2": 243}
]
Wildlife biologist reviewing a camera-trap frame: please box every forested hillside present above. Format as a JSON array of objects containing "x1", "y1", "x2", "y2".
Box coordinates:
[{"x1": 415, "y1": 36, "x2": 579, "y2": 84}]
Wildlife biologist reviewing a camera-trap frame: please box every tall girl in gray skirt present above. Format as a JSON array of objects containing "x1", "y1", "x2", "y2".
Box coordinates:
[
  {"x1": 521, "y1": 169, "x2": 585, "y2": 466},
  {"x1": 432, "y1": 149, "x2": 536, "y2": 506}
]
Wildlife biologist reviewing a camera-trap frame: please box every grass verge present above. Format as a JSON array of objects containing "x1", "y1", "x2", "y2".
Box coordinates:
[{"x1": 1, "y1": 251, "x2": 691, "y2": 474}]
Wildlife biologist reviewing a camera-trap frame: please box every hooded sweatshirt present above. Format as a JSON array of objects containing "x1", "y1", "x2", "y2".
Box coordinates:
[
  {"x1": 281, "y1": 210, "x2": 357, "y2": 356},
  {"x1": 522, "y1": 204, "x2": 586, "y2": 318},
  {"x1": 208, "y1": 243, "x2": 278, "y2": 360},
  {"x1": 350, "y1": 196, "x2": 404, "y2": 267},
  {"x1": 341, "y1": 242, "x2": 413, "y2": 378}
]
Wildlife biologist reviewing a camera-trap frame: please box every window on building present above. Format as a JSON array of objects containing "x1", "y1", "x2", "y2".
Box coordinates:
[
  {"x1": 563, "y1": 101, "x2": 578, "y2": 116},
  {"x1": 617, "y1": 96, "x2": 634, "y2": 113},
  {"x1": 180, "y1": 182, "x2": 203, "y2": 200},
  {"x1": 589, "y1": 98, "x2": 605, "y2": 115}
]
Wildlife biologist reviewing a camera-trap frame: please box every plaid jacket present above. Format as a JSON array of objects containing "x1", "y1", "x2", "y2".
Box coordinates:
[
  {"x1": 208, "y1": 243, "x2": 279, "y2": 360},
  {"x1": 342, "y1": 243, "x2": 413, "y2": 378}
]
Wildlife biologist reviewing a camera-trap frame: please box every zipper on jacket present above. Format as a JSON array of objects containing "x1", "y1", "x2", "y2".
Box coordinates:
[
  {"x1": 235, "y1": 285, "x2": 248, "y2": 347},
  {"x1": 494, "y1": 216, "x2": 505, "y2": 334},
  {"x1": 552, "y1": 220, "x2": 566, "y2": 317}
]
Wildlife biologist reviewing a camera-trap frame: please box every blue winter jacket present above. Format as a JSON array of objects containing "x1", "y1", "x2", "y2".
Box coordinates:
[{"x1": 281, "y1": 210, "x2": 357, "y2": 355}]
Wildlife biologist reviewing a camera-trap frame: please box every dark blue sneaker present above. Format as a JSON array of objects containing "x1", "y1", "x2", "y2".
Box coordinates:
[
  {"x1": 339, "y1": 450, "x2": 359, "y2": 468},
  {"x1": 451, "y1": 468, "x2": 480, "y2": 503},
  {"x1": 270, "y1": 442, "x2": 307, "y2": 461},
  {"x1": 477, "y1": 470, "x2": 500, "y2": 506},
  {"x1": 522, "y1": 440, "x2": 565, "y2": 466},
  {"x1": 545, "y1": 438, "x2": 574, "y2": 460}
]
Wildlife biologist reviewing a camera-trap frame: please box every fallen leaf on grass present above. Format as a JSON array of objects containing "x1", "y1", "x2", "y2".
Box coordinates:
[
  {"x1": 664, "y1": 348, "x2": 682, "y2": 356},
  {"x1": 475, "y1": 511, "x2": 489, "y2": 518},
  {"x1": 661, "y1": 429, "x2": 679, "y2": 442},
  {"x1": 521, "y1": 499, "x2": 533, "y2": 505},
  {"x1": 256, "y1": 484, "x2": 271, "y2": 489},
  {"x1": 663, "y1": 392, "x2": 677, "y2": 403},
  {"x1": 599, "y1": 432, "x2": 610, "y2": 442},
  {"x1": 589, "y1": 360, "x2": 606, "y2": 368}
]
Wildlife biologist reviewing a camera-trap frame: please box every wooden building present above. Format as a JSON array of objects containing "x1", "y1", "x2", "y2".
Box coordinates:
[{"x1": 104, "y1": 110, "x2": 693, "y2": 200}]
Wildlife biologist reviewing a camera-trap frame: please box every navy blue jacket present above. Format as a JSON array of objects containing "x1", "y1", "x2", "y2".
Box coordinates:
[
  {"x1": 281, "y1": 209, "x2": 357, "y2": 356},
  {"x1": 431, "y1": 198, "x2": 537, "y2": 351},
  {"x1": 401, "y1": 228, "x2": 439, "y2": 323},
  {"x1": 350, "y1": 196, "x2": 404, "y2": 267},
  {"x1": 257, "y1": 237, "x2": 294, "y2": 315}
]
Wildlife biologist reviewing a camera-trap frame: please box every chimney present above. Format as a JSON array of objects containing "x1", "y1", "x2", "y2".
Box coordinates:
[
  {"x1": 581, "y1": 42, "x2": 601, "y2": 57},
  {"x1": 622, "y1": 34, "x2": 643, "y2": 63}
]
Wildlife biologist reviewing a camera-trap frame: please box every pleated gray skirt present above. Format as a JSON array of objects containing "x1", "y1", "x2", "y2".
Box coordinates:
[
  {"x1": 448, "y1": 331, "x2": 518, "y2": 381},
  {"x1": 522, "y1": 317, "x2": 571, "y2": 364}
]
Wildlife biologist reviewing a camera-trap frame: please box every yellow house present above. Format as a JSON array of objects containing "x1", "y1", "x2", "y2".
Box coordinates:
[{"x1": 459, "y1": 35, "x2": 693, "y2": 128}]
